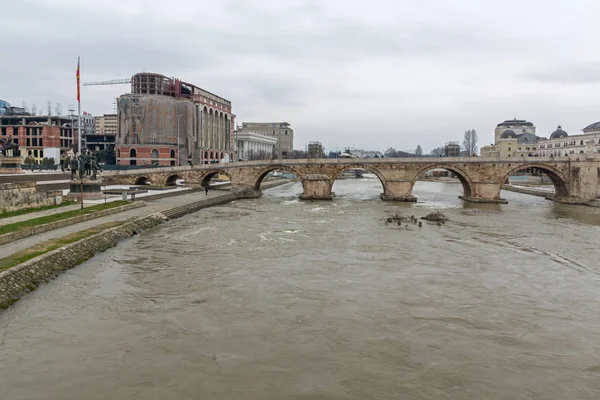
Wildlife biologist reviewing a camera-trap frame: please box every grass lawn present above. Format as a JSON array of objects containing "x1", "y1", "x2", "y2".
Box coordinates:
[
  {"x1": 0, "y1": 221, "x2": 124, "y2": 272},
  {"x1": 0, "y1": 202, "x2": 76, "y2": 220},
  {"x1": 0, "y1": 200, "x2": 130, "y2": 236}
]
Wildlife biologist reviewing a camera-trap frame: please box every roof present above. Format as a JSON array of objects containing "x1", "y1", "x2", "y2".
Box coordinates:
[
  {"x1": 583, "y1": 121, "x2": 600, "y2": 131},
  {"x1": 496, "y1": 118, "x2": 535, "y2": 128},
  {"x1": 500, "y1": 129, "x2": 517, "y2": 139},
  {"x1": 550, "y1": 125, "x2": 568, "y2": 139}
]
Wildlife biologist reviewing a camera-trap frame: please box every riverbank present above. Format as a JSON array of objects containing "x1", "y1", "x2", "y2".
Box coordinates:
[
  {"x1": 502, "y1": 184, "x2": 553, "y2": 198},
  {"x1": 0, "y1": 179, "x2": 295, "y2": 309}
]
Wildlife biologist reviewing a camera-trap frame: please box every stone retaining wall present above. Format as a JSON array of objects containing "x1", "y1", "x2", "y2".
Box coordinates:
[
  {"x1": 0, "y1": 182, "x2": 64, "y2": 213},
  {"x1": 502, "y1": 185, "x2": 552, "y2": 198},
  {"x1": 0, "y1": 213, "x2": 167, "y2": 309},
  {"x1": 0, "y1": 202, "x2": 145, "y2": 246}
]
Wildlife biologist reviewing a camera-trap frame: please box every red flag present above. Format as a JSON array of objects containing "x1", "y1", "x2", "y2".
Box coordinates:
[{"x1": 76, "y1": 57, "x2": 80, "y2": 103}]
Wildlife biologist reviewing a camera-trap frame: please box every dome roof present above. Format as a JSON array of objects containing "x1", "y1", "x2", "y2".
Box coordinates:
[
  {"x1": 500, "y1": 129, "x2": 517, "y2": 139},
  {"x1": 583, "y1": 121, "x2": 600, "y2": 131},
  {"x1": 550, "y1": 125, "x2": 568, "y2": 139},
  {"x1": 496, "y1": 118, "x2": 535, "y2": 128}
]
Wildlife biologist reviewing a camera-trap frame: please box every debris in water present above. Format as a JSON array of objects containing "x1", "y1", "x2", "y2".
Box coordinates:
[{"x1": 421, "y1": 211, "x2": 449, "y2": 222}]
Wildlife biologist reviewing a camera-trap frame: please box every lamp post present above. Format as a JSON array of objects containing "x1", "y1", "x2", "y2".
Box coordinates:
[{"x1": 176, "y1": 114, "x2": 181, "y2": 166}]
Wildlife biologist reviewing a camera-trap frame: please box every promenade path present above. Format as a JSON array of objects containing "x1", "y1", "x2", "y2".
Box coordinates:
[{"x1": 0, "y1": 180, "x2": 292, "y2": 260}]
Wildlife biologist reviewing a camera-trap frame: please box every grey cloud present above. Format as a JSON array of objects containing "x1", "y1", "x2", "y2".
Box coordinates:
[
  {"x1": 522, "y1": 65, "x2": 600, "y2": 85},
  {"x1": 3, "y1": 0, "x2": 600, "y2": 152}
]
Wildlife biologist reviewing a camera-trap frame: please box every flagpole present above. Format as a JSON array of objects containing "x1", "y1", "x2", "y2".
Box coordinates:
[{"x1": 77, "y1": 56, "x2": 82, "y2": 154}]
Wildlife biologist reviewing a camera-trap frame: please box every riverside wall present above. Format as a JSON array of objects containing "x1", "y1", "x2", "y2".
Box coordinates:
[
  {"x1": 0, "y1": 182, "x2": 64, "y2": 213},
  {"x1": 0, "y1": 179, "x2": 295, "y2": 309}
]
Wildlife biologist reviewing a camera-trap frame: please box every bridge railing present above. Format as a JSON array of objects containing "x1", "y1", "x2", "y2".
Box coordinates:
[{"x1": 101, "y1": 155, "x2": 591, "y2": 176}]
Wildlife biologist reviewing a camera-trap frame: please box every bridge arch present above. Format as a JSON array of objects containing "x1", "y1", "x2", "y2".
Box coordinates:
[
  {"x1": 200, "y1": 170, "x2": 232, "y2": 188},
  {"x1": 411, "y1": 164, "x2": 474, "y2": 198},
  {"x1": 253, "y1": 165, "x2": 302, "y2": 189},
  {"x1": 329, "y1": 164, "x2": 386, "y2": 192},
  {"x1": 500, "y1": 162, "x2": 569, "y2": 198},
  {"x1": 135, "y1": 176, "x2": 150, "y2": 185},
  {"x1": 165, "y1": 174, "x2": 183, "y2": 186}
]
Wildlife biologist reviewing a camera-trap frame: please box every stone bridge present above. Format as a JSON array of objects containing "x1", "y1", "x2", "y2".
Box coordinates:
[{"x1": 101, "y1": 157, "x2": 600, "y2": 204}]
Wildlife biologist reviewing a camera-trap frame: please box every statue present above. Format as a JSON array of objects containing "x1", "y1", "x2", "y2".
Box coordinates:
[
  {"x1": 90, "y1": 154, "x2": 102, "y2": 180},
  {"x1": 78, "y1": 154, "x2": 86, "y2": 179},
  {"x1": 85, "y1": 150, "x2": 92, "y2": 176},
  {"x1": 0, "y1": 136, "x2": 20, "y2": 157},
  {"x1": 70, "y1": 156, "x2": 79, "y2": 180}
]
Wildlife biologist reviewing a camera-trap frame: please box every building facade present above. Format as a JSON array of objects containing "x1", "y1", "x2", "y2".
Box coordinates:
[
  {"x1": 481, "y1": 118, "x2": 544, "y2": 158},
  {"x1": 238, "y1": 122, "x2": 293, "y2": 159},
  {"x1": 117, "y1": 72, "x2": 235, "y2": 166},
  {"x1": 235, "y1": 131, "x2": 277, "y2": 160},
  {"x1": 307, "y1": 142, "x2": 324, "y2": 159},
  {"x1": 85, "y1": 113, "x2": 116, "y2": 152},
  {"x1": 444, "y1": 142, "x2": 461, "y2": 157},
  {"x1": 0, "y1": 115, "x2": 77, "y2": 163},
  {"x1": 536, "y1": 124, "x2": 600, "y2": 157}
]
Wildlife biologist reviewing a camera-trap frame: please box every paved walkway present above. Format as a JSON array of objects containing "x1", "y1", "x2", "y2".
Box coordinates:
[
  {"x1": 0, "y1": 204, "x2": 85, "y2": 227},
  {"x1": 0, "y1": 180, "x2": 293, "y2": 260}
]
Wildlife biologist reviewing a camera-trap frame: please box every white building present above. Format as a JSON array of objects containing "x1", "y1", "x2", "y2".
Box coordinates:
[
  {"x1": 238, "y1": 122, "x2": 294, "y2": 159},
  {"x1": 481, "y1": 118, "x2": 544, "y2": 158},
  {"x1": 351, "y1": 149, "x2": 384, "y2": 158},
  {"x1": 235, "y1": 131, "x2": 278, "y2": 160},
  {"x1": 536, "y1": 123, "x2": 600, "y2": 157}
]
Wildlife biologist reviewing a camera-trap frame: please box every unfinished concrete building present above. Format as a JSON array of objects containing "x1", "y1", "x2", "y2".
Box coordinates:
[{"x1": 117, "y1": 72, "x2": 234, "y2": 166}]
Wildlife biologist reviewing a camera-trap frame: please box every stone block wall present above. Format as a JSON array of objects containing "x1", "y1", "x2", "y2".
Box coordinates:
[{"x1": 0, "y1": 182, "x2": 64, "y2": 213}]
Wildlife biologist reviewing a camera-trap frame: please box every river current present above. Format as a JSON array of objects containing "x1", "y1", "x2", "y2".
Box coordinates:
[{"x1": 1, "y1": 178, "x2": 600, "y2": 399}]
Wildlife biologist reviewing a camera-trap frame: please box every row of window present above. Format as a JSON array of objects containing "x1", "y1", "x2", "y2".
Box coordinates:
[{"x1": 539, "y1": 139, "x2": 600, "y2": 149}]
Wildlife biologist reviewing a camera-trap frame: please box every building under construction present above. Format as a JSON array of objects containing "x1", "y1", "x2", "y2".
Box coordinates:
[
  {"x1": 307, "y1": 141, "x2": 324, "y2": 159},
  {"x1": 116, "y1": 72, "x2": 235, "y2": 166}
]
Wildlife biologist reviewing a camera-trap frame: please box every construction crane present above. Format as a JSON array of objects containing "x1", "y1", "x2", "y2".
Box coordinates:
[{"x1": 83, "y1": 78, "x2": 131, "y2": 86}]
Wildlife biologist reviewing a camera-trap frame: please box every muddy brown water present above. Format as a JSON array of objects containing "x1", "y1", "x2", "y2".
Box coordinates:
[{"x1": 1, "y1": 178, "x2": 600, "y2": 399}]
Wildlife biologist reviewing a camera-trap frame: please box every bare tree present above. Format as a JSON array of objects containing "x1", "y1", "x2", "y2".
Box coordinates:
[
  {"x1": 429, "y1": 146, "x2": 444, "y2": 157},
  {"x1": 463, "y1": 129, "x2": 479, "y2": 156},
  {"x1": 384, "y1": 147, "x2": 397, "y2": 158},
  {"x1": 246, "y1": 150, "x2": 272, "y2": 160},
  {"x1": 415, "y1": 145, "x2": 423, "y2": 156},
  {"x1": 290, "y1": 149, "x2": 307, "y2": 159}
]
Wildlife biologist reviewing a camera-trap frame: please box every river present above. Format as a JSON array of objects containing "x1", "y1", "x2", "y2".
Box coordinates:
[{"x1": 1, "y1": 178, "x2": 600, "y2": 399}]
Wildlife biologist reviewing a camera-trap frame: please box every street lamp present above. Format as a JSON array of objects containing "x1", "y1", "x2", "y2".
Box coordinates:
[{"x1": 176, "y1": 114, "x2": 181, "y2": 166}]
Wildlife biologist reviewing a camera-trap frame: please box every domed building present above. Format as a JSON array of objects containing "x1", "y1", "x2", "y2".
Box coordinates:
[
  {"x1": 550, "y1": 125, "x2": 568, "y2": 139},
  {"x1": 500, "y1": 129, "x2": 517, "y2": 139},
  {"x1": 582, "y1": 121, "x2": 600, "y2": 134},
  {"x1": 481, "y1": 118, "x2": 545, "y2": 158},
  {"x1": 537, "y1": 123, "x2": 600, "y2": 157},
  {"x1": 494, "y1": 118, "x2": 536, "y2": 144}
]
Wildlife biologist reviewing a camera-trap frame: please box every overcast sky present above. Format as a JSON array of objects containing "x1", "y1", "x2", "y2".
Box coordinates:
[{"x1": 2, "y1": 0, "x2": 600, "y2": 153}]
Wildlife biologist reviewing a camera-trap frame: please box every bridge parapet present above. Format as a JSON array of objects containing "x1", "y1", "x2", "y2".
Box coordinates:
[{"x1": 100, "y1": 157, "x2": 600, "y2": 204}]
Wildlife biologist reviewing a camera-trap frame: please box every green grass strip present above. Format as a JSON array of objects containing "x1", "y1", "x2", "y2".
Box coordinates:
[
  {"x1": 0, "y1": 221, "x2": 124, "y2": 272},
  {"x1": 0, "y1": 201, "x2": 130, "y2": 236},
  {"x1": 0, "y1": 201, "x2": 76, "y2": 219}
]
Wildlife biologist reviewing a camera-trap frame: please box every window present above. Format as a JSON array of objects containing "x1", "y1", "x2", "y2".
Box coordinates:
[{"x1": 580, "y1": 140, "x2": 584, "y2": 145}]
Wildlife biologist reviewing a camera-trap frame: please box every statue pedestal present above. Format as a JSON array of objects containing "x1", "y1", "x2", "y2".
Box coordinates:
[
  {"x1": 68, "y1": 179, "x2": 104, "y2": 200},
  {"x1": 0, "y1": 156, "x2": 24, "y2": 174}
]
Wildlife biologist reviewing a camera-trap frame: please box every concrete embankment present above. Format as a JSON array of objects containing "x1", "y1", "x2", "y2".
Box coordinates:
[
  {"x1": 0, "y1": 179, "x2": 294, "y2": 309},
  {"x1": 502, "y1": 184, "x2": 553, "y2": 198}
]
